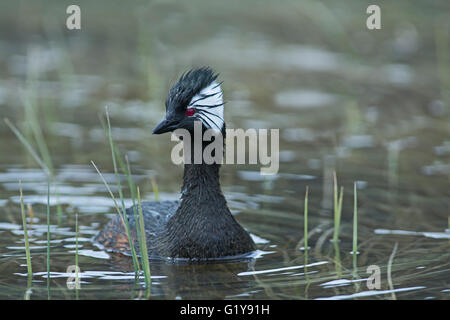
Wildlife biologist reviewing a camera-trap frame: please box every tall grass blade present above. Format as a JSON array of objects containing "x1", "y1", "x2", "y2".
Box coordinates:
[
  {"x1": 46, "y1": 178, "x2": 51, "y2": 300},
  {"x1": 352, "y1": 182, "x2": 359, "y2": 287},
  {"x1": 333, "y1": 172, "x2": 344, "y2": 243},
  {"x1": 303, "y1": 186, "x2": 310, "y2": 298},
  {"x1": 19, "y1": 181, "x2": 32, "y2": 277},
  {"x1": 75, "y1": 213, "x2": 79, "y2": 300},
  {"x1": 124, "y1": 155, "x2": 144, "y2": 265},
  {"x1": 20, "y1": 92, "x2": 64, "y2": 220},
  {"x1": 20, "y1": 91, "x2": 54, "y2": 174},
  {"x1": 304, "y1": 186, "x2": 309, "y2": 252},
  {"x1": 91, "y1": 160, "x2": 141, "y2": 273},
  {"x1": 24, "y1": 275, "x2": 32, "y2": 300},
  {"x1": 353, "y1": 182, "x2": 358, "y2": 254},
  {"x1": 5, "y1": 117, "x2": 63, "y2": 222},
  {"x1": 5, "y1": 118, "x2": 53, "y2": 298},
  {"x1": 104, "y1": 108, "x2": 141, "y2": 273},
  {"x1": 105, "y1": 107, "x2": 126, "y2": 211},
  {"x1": 4, "y1": 118, "x2": 50, "y2": 175},
  {"x1": 137, "y1": 187, "x2": 151, "y2": 297},
  {"x1": 99, "y1": 113, "x2": 143, "y2": 256}
]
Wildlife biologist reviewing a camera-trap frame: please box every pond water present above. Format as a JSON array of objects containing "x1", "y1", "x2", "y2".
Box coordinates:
[{"x1": 0, "y1": 0, "x2": 449, "y2": 299}]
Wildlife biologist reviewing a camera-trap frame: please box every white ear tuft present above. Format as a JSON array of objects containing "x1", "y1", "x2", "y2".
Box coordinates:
[{"x1": 188, "y1": 82, "x2": 224, "y2": 130}]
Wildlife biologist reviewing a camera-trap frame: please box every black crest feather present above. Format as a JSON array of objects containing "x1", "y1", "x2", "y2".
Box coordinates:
[{"x1": 166, "y1": 67, "x2": 219, "y2": 111}]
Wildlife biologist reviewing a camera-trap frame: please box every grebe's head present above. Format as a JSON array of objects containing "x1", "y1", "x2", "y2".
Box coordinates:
[{"x1": 153, "y1": 67, "x2": 224, "y2": 135}]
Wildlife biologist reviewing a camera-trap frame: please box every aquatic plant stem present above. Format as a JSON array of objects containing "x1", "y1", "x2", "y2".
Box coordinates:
[
  {"x1": 20, "y1": 92, "x2": 64, "y2": 221},
  {"x1": 91, "y1": 160, "x2": 140, "y2": 273},
  {"x1": 352, "y1": 182, "x2": 359, "y2": 284},
  {"x1": 124, "y1": 155, "x2": 144, "y2": 271},
  {"x1": 46, "y1": 178, "x2": 51, "y2": 300},
  {"x1": 102, "y1": 120, "x2": 143, "y2": 256},
  {"x1": 75, "y1": 213, "x2": 79, "y2": 300},
  {"x1": 304, "y1": 186, "x2": 310, "y2": 298},
  {"x1": 4, "y1": 118, "x2": 49, "y2": 176},
  {"x1": 304, "y1": 186, "x2": 309, "y2": 252},
  {"x1": 24, "y1": 275, "x2": 32, "y2": 300},
  {"x1": 5, "y1": 117, "x2": 61, "y2": 222},
  {"x1": 137, "y1": 187, "x2": 151, "y2": 296},
  {"x1": 104, "y1": 108, "x2": 141, "y2": 273},
  {"x1": 105, "y1": 107, "x2": 126, "y2": 214},
  {"x1": 19, "y1": 181, "x2": 32, "y2": 277},
  {"x1": 353, "y1": 182, "x2": 358, "y2": 255},
  {"x1": 5, "y1": 118, "x2": 52, "y2": 298},
  {"x1": 333, "y1": 171, "x2": 344, "y2": 243}
]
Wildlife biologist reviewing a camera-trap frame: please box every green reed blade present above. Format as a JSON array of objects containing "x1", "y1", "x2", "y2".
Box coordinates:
[
  {"x1": 20, "y1": 92, "x2": 63, "y2": 220},
  {"x1": 4, "y1": 118, "x2": 50, "y2": 176},
  {"x1": 5, "y1": 117, "x2": 63, "y2": 221},
  {"x1": 303, "y1": 186, "x2": 310, "y2": 297},
  {"x1": 5, "y1": 118, "x2": 52, "y2": 298},
  {"x1": 337, "y1": 186, "x2": 343, "y2": 234},
  {"x1": 353, "y1": 182, "x2": 358, "y2": 255},
  {"x1": 19, "y1": 181, "x2": 32, "y2": 277},
  {"x1": 46, "y1": 178, "x2": 51, "y2": 300},
  {"x1": 333, "y1": 172, "x2": 344, "y2": 243},
  {"x1": 91, "y1": 160, "x2": 141, "y2": 273},
  {"x1": 304, "y1": 186, "x2": 309, "y2": 252},
  {"x1": 333, "y1": 171, "x2": 338, "y2": 242},
  {"x1": 105, "y1": 107, "x2": 126, "y2": 213},
  {"x1": 75, "y1": 213, "x2": 79, "y2": 300},
  {"x1": 104, "y1": 108, "x2": 141, "y2": 273},
  {"x1": 20, "y1": 91, "x2": 54, "y2": 174},
  {"x1": 137, "y1": 187, "x2": 151, "y2": 294},
  {"x1": 99, "y1": 112, "x2": 142, "y2": 250},
  {"x1": 124, "y1": 155, "x2": 144, "y2": 266}
]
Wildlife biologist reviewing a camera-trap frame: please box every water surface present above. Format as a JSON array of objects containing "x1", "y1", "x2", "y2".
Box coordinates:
[{"x1": 0, "y1": 0, "x2": 449, "y2": 299}]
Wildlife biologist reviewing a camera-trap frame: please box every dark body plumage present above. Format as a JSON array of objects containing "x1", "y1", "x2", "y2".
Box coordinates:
[{"x1": 95, "y1": 67, "x2": 256, "y2": 260}]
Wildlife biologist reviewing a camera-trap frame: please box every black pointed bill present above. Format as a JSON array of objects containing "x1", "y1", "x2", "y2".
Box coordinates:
[{"x1": 152, "y1": 118, "x2": 179, "y2": 134}]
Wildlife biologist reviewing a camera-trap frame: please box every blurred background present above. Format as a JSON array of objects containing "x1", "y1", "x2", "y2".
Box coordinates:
[{"x1": 0, "y1": 0, "x2": 449, "y2": 299}]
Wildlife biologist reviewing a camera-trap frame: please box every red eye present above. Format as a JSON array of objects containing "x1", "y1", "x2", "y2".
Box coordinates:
[{"x1": 185, "y1": 108, "x2": 195, "y2": 116}]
